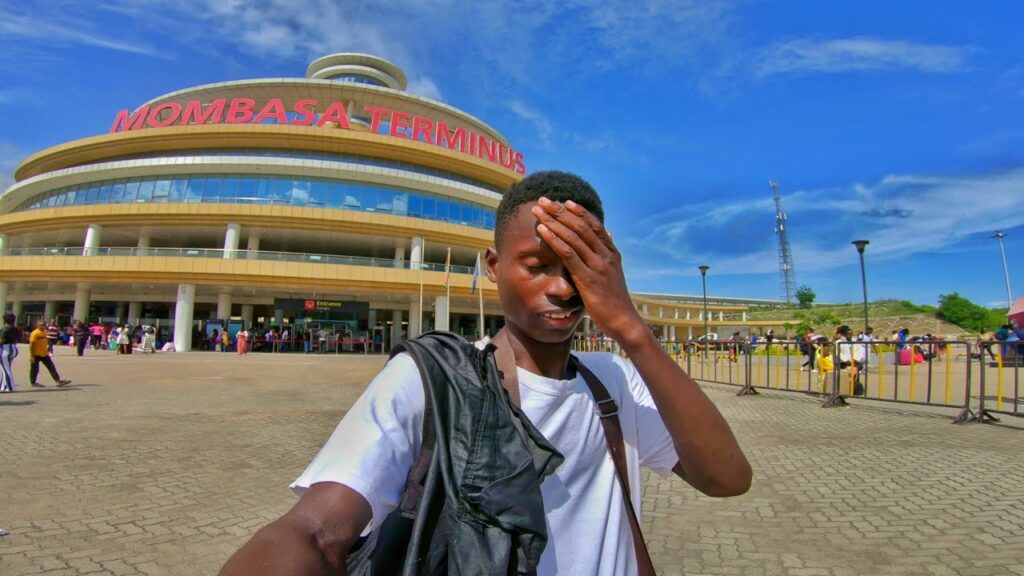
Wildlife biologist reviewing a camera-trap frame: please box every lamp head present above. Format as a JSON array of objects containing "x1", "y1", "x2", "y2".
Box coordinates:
[
  {"x1": 698, "y1": 265, "x2": 710, "y2": 277},
  {"x1": 852, "y1": 240, "x2": 869, "y2": 254}
]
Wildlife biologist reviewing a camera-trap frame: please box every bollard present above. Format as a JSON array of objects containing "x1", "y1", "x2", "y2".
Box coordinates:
[
  {"x1": 909, "y1": 354, "x2": 917, "y2": 402},
  {"x1": 997, "y1": 347, "x2": 1004, "y2": 412},
  {"x1": 878, "y1": 349, "x2": 885, "y2": 399},
  {"x1": 944, "y1": 352, "x2": 952, "y2": 406}
]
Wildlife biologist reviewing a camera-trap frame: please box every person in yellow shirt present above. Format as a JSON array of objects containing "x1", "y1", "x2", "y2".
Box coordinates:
[
  {"x1": 28, "y1": 321, "x2": 70, "y2": 388},
  {"x1": 816, "y1": 342, "x2": 834, "y2": 394}
]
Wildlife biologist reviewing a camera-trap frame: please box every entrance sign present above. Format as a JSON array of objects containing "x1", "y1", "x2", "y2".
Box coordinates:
[{"x1": 110, "y1": 97, "x2": 526, "y2": 174}]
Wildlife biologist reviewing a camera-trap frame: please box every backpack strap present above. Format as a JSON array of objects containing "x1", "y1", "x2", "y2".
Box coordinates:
[{"x1": 572, "y1": 356, "x2": 657, "y2": 576}]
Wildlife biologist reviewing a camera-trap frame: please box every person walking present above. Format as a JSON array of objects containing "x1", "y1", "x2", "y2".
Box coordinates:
[
  {"x1": 116, "y1": 324, "x2": 132, "y2": 354},
  {"x1": 73, "y1": 321, "x2": 90, "y2": 356},
  {"x1": 1, "y1": 313, "x2": 21, "y2": 393},
  {"x1": 28, "y1": 321, "x2": 70, "y2": 388},
  {"x1": 45, "y1": 319, "x2": 60, "y2": 354}
]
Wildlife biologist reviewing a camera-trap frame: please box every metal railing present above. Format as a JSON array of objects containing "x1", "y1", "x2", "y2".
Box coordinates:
[
  {"x1": 975, "y1": 341, "x2": 1024, "y2": 422},
  {"x1": 0, "y1": 246, "x2": 475, "y2": 274}
]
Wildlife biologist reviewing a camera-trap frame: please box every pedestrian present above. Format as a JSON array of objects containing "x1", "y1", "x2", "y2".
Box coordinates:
[
  {"x1": 45, "y1": 319, "x2": 60, "y2": 354},
  {"x1": 816, "y1": 341, "x2": 834, "y2": 394},
  {"x1": 1, "y1": 313, "x2": 21, "y2": 392},
  {"x1": 857, "y1": 326, "x2": 875, "y2": 373},
  {"x1": 801, "y1": 327, "x2": 817, "y2": 371},
  {"x1": 90, "y1": 322, "x2": 103, "y2": 350},
  {"x1": 73, "y1": 321, "x2": 90, "y2": 356},
  {"x1": 117, "y1": 324, "x2": 133, "y2": 354},
  {"x1": 834, "y1": 325, "x2": 864, "y2": 395},
  {"x1": 221, "y1": 170, "x2": 751, "y2": 575},
  {"x1": 237, "y1": 328, "x2": 249, "y2": 355},
  {"x1": 28, "y1": 321, "x2": 70, "y2": 388}
]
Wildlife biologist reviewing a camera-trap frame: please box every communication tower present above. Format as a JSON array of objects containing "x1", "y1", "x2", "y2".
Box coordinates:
[{"x1": 770, "y1": 179, "x2": 797, "y2": 303}]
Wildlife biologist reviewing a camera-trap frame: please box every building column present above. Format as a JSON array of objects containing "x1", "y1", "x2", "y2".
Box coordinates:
[
  {"x1": 408, "y1": 302, "x2": 422, "y2": 339},
  {"x1": 742, "y1": 311, "x2": 747, "y2": 322},
  {"x1": 217, "y1": 291, "x2": 232, "y2": 320},
  {"x1": 73, "y1": 284, "x2": 90, "y2": 322},
  {"x1": 241, "y1": 304, "x2": 254, "y2": 327},
  {"x1": 137, "y1": 228, "x2": 151, "y2": 256},
  {"x1": 83, "y1": 223, "x2": 103, "y2": 256},
  {"x1": 391, "y1": 309, "x2": 403, "y2": 345},
  {"x1": 246, "y1": 233, "x2": 260, "y2": 260},
  {"x1": 394, "y1": 244, "x2": 406, "y2": 269},
  {"x1": 410, "y1": 237, "x2": 424, "y2": 270},
  {"x1": 43, "y1": 301, "x2": 57, "y2": 322},
  {"x1": 719, "y1": 311, "x2": 724, "y2": 321},
  {"x1": 173, "y1": 284, "x2": 196, "y2": 352},
  {"x1": 686, "y1": 309, "x2": 691, "y2": 320},
  {"x1": 670, "y1": 326, "x2": 676, "y2": 341},
  {"x1": 368, "y1": 309, "x2": 378, "y2": 331},
  {"x1": 688, "y1": 326, "x2": 693, "y2": 339},
  {"x1": 127, "y1": 301, "x2": 141, "y2": 325},
  {"x1": 274, "y1": 308, "x2": 284, "y2": 328},
  {"x1": 116, "y1": 302, "x2": 127, "y2": 324},
  {"x1": 0, "y1": 282, "x2": 6, "y2": 316},
  {"x1": 223, "y1": 223, "x2": 240, "y2": 259},
  {"x1": 0, "y1": 233, "x2": 9, "y2": 254},
  {"x1": 11, "y1": 300, "x2": 22, "y2": 323},
  {"x1": 434, "y1": 296, "x2": 449, "y2": 331}
]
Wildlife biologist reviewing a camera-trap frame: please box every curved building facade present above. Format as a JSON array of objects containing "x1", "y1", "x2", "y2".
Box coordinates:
[{"x1": 0, "y1": 53, "x2": 747, "y2": 351}]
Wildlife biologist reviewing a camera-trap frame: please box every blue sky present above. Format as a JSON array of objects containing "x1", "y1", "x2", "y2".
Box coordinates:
[{"x1": 1, "y1": 0, "x2": 1022, "y2": 308}]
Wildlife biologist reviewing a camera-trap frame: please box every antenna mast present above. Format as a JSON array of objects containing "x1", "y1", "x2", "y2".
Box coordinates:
[{"x1": 771, "y1": 179, "x2": 797, "y2": 303}]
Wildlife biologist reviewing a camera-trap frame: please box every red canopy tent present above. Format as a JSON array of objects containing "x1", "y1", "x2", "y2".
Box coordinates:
[{"x1": 1009, "y1": 296, "x2": 1024, "y2": 326}]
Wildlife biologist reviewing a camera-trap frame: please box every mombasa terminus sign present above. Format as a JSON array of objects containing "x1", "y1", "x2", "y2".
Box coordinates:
[{"x1": 110, "y1": 98, "x2": 526, "y2": 175}]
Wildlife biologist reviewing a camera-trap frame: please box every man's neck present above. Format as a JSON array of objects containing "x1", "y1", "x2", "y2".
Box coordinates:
[{"x1": 503, "y1": 324, "x2": 575, "y2": 380}]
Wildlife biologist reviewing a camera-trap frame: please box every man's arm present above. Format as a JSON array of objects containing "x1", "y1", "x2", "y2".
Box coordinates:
[
  {"x1": 220, "y1": 482, "x2": 371, "y2": 576},
  {"x1": 532, "y1": 197, "x2": 752, "y2": 497}
]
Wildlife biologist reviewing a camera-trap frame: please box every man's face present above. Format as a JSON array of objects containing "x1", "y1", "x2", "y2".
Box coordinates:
[{"x1": 487, "y1": 202, "x2": 585, "y2": 344}]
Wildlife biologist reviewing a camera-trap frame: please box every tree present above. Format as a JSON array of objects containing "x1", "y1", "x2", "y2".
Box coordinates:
[
  {"x1": 795, "y1": 285, "x2": 816, "y2": 308},
  {"x1": 936, "y1": 293, "x2": 1002, "y2": 332}
]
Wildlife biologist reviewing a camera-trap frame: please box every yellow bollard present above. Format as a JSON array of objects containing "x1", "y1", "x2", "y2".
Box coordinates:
[
  {"x1": 775, "y1": 351, "x2": 781, "y2": 389},
  {"x1": 909, "y1": 353, "x2": 916, "y2": 402},
  {"x1": 997, "y1": 346, "x2": 1005, "y2": 411},
  {"x1": 944, "y1": 351, "x2": 952, "y2": 405}
]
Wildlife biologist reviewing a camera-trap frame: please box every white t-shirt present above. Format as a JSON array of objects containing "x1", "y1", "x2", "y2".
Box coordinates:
[{"x1": 292, "y1": 351, "x2": 679, "y2": 576}]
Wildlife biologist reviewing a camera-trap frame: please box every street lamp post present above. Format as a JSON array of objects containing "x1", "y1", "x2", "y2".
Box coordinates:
[
  {"x1": 699, "y1": 265, "x2": 710, "y2": 359},
  {"x1": 993, "y1": 231, "x2": 1013, "y2": 308},
  {"x1": 852, "y1": 240, "x2": 870, "y2": 335}
]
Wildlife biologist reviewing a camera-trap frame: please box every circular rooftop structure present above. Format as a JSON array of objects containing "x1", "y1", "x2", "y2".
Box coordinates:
[{"x1": 306, "y1": 53, "x2": 408, "y2": 90}]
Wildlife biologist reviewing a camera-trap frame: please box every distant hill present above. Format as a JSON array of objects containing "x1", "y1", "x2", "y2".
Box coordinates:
[{"x1": 747, "y1": 300, "x2": 970, "y2": 339}]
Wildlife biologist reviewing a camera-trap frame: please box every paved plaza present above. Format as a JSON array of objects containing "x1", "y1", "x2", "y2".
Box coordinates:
[{"x1": 1, "y1": 346, "x2": 1023, "y2": 575}]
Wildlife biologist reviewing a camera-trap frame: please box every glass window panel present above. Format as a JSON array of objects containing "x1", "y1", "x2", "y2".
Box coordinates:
[
  {"x1": 360, "y1": 187, "x2": 376, "y2": 211},
  {"x1": 46, "y1": 194, "x2": 57, "y2": 207},
  {"x1": 255, "y1": 178, "x2": 273, "y2": 200},
  {"x1": 122, "y1": 180, "x2": 139, "y2": 202},
  {"x1": 65, "y1": 189, "x2": 78, "y2": 205},
  {"x1": 98, "y1": 182, "x2": 113, "y2": 202},
  {"x1": 152, "y1": 179, "x2": 171, "y2": 199},
  {"x1": 435, "y1": 198, "x2": 449, "y2": 221},
  {"x1": 461, "y1": 203, "x2": 473, "y2": 223},
  {"x1": 272, "y1": 179, "x2": 291, "y2": 201},
  {"x1": 376, "y1": 189, "x2": 393, "y2": 213},
  {"x1": 238, "y1": 177, "x2": 257, "y2": 202},
  {"x1": 310, "y1": 181, "x2": 329, "y2": 207},
  {"x1": 407, "y1": 194, "x2": 422, "y2": 217},
  {"x1": 422, "y1": 196, "x2": 435, "y2": 219},
  {"x1": 392, "y1": 192, "x2": 408, "y2": 216},
  {"x1": 290, "y1": 179, "x2": 310, "y2": 205},
  {"x1": 220, "y1": 177, "x2": 238, "y2": 200},
  {"x1": 138, "y1": 179, "x2": 157, "y2": 201},
  {"x1": 471, "y1": 206, "x2": 482, "y2": 226},
  {"x1": 326, "y1": 182, "x2": 344, "y2": 209},
  {"x1": 169, "y1": 178, "x2": 187, "y2": 201},
  {"x1": 185, "y1": 177, "x2": 204, "y2": 201},
  {"x1": 110, "y1": 182, "x2": 125, "y2": 203},
  {"x1": 451, "y1": 201, "x2": 462, "y2": 222},
  {"x1": 85, "y1": 185, "x2": 100, "y2": 203},
  {"x1": 202, "y1": 178, "x2": 220, "y2": 200}
]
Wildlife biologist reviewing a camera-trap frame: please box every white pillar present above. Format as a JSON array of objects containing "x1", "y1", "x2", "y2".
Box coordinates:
[
  {"x1": 241, "y1": 304, "x2": 254, "y2": 327},
  {"x1": 43, "y1": 301, "x2": 57, "y2": 322},
  {"x1": 127, "y1": 301, "x2": 141, "y2": 325},
  {"x1": 719, "y1": 311, "x2": 724, "y2": 321},
  {"x1": 368, "y1": 309, "x2": 378, "y2": 330},
  {"x1": 742, "y1": 311, "x2": 747, "y2": 322},
  {"x1": 391, "y1": 309, "x2": 403, "y2": 345},
  {"x1": 173, "y1": 284, "x2": 196, "y2": 352},
  {"x1": 410, "y1": 237, "x2": 424, "y2": 270},
  {"x1": 658, "y1": 306, "x2": 664, "y2": 318},
  {"x1": 223, "y1": 223, "x2": 241, "y2": 259},
  {"x1": 408, "y1": 301, "x2": 422, "y2": 338},
  {"x1": 274, "y1": 308, "x2": 284, "y2": 327},
  {"x1": 246, "y1": 233, "x2": 260, "y2": 260},
  {"x1": 642, "y1": 303, "x2": 648, "y2": 315},
  {"x1": 434, "y1": 296, "x2": 449, "y2": 331},
  {"x1": 686, "y1": 309, "x2": 691, "y2": 320},
  {"x1": 394, "y1": 244, "x2": 406, "y2": 268},
  {"x1": 11, "y1": 300, "x2": 22, "y2": 322},
  {"x1": 83, "y1": 224, "x2": 102, "y2": 256},
  {"x1": 137, "y1": 229, "x2": 151, "y2": 256},
  {"x1": 73, "y1": 284, "x2": 90, "y2": 322},
  {"x1": 217, "y1": 292, "x2": 232, "y2": 320},
  {"x1": 0, "y1": 282, "x2": 7, "y2": 315},
  {"x1": 670, "y1": 326, "x2": 676, "y2": 341},
  {"x1": 0, "y1": 233, "x2": 9, "y2": 254},
  {"x1": 688, "y1": 326, "x2": 693, "y2": 339}
]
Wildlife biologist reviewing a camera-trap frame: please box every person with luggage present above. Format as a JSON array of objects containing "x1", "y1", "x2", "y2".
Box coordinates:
[{"x1": 221, "y1": 171, "x2": 752, "y2": 575}]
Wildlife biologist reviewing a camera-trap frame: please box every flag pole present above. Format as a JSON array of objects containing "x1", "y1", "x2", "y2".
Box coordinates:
[
  {"x1": 418, "y1": 239, "x2": 425, "y2": 337},
  {"x1": 477, "y1": 252, "x2": 485, "y2": 340},
  {"x1": 445, "y1": 247, "x2": 451, "y2": 332}
]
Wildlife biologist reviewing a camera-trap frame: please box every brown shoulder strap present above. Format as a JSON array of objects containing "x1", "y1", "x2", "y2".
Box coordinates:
[
  {"x1": 573, "y1": 356, "x2": 657, "y2": 576},
  {"x1": 491, "y1": 328, "x2": 521, "y2": 405}
]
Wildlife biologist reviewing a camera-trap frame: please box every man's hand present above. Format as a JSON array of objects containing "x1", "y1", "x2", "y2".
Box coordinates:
[{"x1": 531, "y1": 197, "x2": 645, "y2": 344}]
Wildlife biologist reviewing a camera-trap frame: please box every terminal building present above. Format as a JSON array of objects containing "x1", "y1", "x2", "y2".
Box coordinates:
[{"x1": 0, "y1": 53, "x2": 752, "y2": 351}]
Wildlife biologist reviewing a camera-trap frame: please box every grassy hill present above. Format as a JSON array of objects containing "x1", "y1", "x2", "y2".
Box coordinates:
[{"x1": 746, "y1": 299, "x2": 969, "y2": 339}]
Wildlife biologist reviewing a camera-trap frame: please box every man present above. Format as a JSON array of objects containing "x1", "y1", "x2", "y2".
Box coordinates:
[
  {"x1": 45, "y1": 319, "x2": 60, "y2": 354},
  {"x1": 835, "y1": 325, "x2": 864, "y2": 395},
  {"x1": 1, "y1": 313, "x2": 21, "y2": 392},
  {"x1": 220, "y1": 171, "x2": 752, "y2": 575},
  {"x1": 29, "y1": 321, "x2": 70, "y2": 388},
  {"x1": 857, "y1": 326, "x2": 875, "y2": 373}
]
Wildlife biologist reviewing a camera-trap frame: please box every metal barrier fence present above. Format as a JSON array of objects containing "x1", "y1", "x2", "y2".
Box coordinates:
[{"x1": 571, "y1": 337, "x2": 1024, "y2": 424}]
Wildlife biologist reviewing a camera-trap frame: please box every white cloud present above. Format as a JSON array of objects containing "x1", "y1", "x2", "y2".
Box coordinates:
[
  {"x1": 407, "y1": 77, "x2": 444, "y2": 102},
  {"x1": 0, "y1": 9, "x2": 172, "y2": 59},
  {"x1": 0, "y1": 144, "x2": 23, "y2": 193},
  {"x1": 622, "y1": 167, "x2": 1024, "y2": 279},
  {"x1": 758, "y1": 37, "x2": 972, "y2": 77},
  {"x1": 508, "y1": 100, "x2": 554, "y2": 145}
]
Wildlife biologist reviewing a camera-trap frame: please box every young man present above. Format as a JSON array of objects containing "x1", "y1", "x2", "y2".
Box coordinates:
[
  {"x1": 28, "y1": 321, "x2": 71, "y2": 388},
  {"x1": 221, "y1": 171, "x2": 751, "y2": 575}
]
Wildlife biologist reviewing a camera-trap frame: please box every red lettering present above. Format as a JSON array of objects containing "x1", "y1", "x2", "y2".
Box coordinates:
[
  {"x1": 292, "y1": 99, "x2": 316, "y2": 126},
  {"x1": 110, "y1": 106, "x2": 150, "y2": 132},
  {"x1": 389, "y1": 111, "x2": 412, "y2": 138},
  {"x1": 436, "y1": 122, "x2": 467, "y2": 153},
  {"x1": 513, "y1": 152, "x2": 526, "y2": 175},
  {"x1": 146, "y1": 102, "x2": 182, "y2": 128},
  {"x1": 497, "y1": 143, "x2": 515, "y2": 169},
  {"x1": 317, "y1": 102, "x2": 350, "y2": 128},
  {"x1": 476, "y1": 133, "x2": 497, "y2": 163},
  {"x1": 226, "y1": 98, "x2": 256, "y2": 124},
  {"x1": 253, "y1": 98, "x2": 287, "y2": 124},
  {"x1": 364, "y1": 106, "x2": 389, "y2": 133},
  {"x1": 412, "y1": 116, "x2": 435, "y2": 143},
  {"x1": 181, "y1": 99, "x2": 226, "y2": 125}
]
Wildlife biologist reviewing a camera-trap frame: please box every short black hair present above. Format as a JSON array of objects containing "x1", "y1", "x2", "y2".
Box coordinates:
[
  {"x1": 495, "y1": 170, "x2": 604, "y2": 246},
  {"x1": 3, "y1": 313, "x2": 14, "y2": 325}
]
